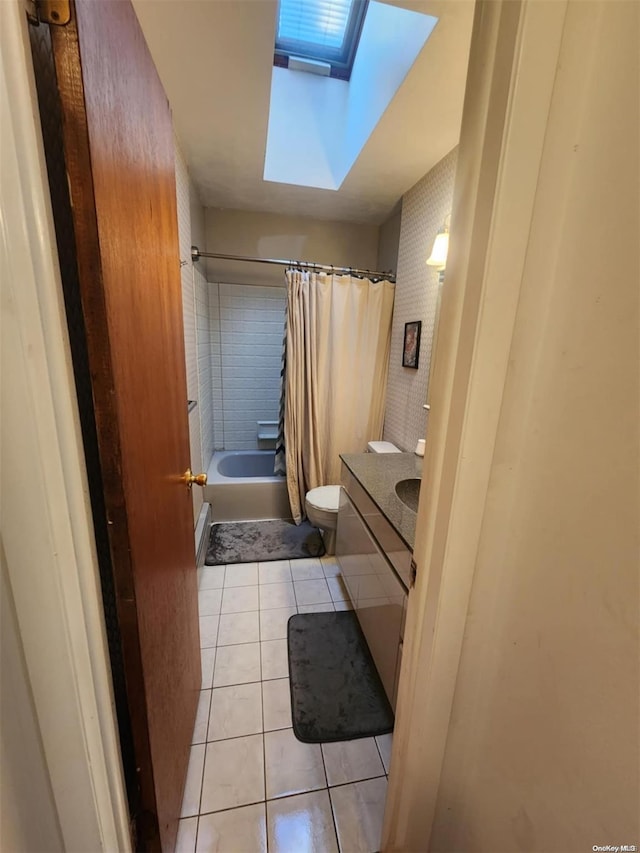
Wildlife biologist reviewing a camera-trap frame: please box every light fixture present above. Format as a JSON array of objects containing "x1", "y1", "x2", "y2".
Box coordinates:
[{"x1": 426, "y1": 214, "x2": 451, "y2": 279}]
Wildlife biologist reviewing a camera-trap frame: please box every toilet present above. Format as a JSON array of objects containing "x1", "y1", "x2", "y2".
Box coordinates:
[
  {"x1": 305, "y1": 485, "x2": 342, "y2": 556},
  {"x1": 305, "y1": 440, "x2": 401, "y2": 555}
]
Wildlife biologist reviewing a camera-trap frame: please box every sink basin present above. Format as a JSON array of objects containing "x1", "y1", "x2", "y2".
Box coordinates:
[{"x1": 395, "y1": 478, "x2": 421, "y2": 512}]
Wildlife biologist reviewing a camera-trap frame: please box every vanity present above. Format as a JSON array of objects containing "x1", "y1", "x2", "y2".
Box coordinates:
[{"x1": 336, "y1": 452, "x2": 422, "y2": 711}]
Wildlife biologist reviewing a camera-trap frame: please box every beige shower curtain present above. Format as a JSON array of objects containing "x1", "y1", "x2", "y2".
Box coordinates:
[{"x1": 284, "y1": 270, "x2": 395, "y2": 523}]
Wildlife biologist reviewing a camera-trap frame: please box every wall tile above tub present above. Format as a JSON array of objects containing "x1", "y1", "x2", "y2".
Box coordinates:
[
  {"x1": 209, "y1": 283, "x2": 224, "y2": 450},
  {"x1": 175, "y1": 138, "x2": 204, "y2": 524},
  {"x1": 195, "y1": 263, "x2": 213, "y2": 470},
  {"x1": 209, "y1": 283, "x2": 286, "y2": 451},
  {"x1": 175, "y1": 140, "x2": 197, "y2": 403},
  {"x1": 175, "y1": 137, "x2": 215, "y2": 478}
]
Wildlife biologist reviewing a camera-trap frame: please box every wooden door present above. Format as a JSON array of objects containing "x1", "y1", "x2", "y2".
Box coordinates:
[{"x1": 43, "y1": 1, "x2": 201, "y2": 848}]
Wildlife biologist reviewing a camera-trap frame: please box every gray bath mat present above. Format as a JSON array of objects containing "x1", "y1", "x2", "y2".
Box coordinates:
[
  {"x1": 205, "y1": 519, "x2": 325, "y2": 565},
  {"x1": 287, "y1": 611, "x2": 394, "y2": 743}
]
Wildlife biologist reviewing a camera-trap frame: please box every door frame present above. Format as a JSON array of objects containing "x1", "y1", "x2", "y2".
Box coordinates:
[
  {"x1": 382, "y1": 0, "x2": 569, "y2": 848},
  {"x1": 0, "y1": 2, "x2": 130, "y2": 849}
]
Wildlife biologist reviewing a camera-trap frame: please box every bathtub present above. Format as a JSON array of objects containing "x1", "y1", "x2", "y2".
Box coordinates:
[{"x1": 205, "y1": 450, "x2": 291, "y2": 522}]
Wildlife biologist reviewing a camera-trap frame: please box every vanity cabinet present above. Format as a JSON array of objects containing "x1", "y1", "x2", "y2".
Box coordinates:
[{"x1": 336, "y1": 466, "x2": 410, "y2": 710}]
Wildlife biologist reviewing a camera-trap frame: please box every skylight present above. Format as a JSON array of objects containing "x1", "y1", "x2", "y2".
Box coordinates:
[
  {"x1": 275, "y1": 0, "x2": 369, "y2": 80},
  {"x1": 265, "y1": 1, "x2": 438, "y2": 191}
]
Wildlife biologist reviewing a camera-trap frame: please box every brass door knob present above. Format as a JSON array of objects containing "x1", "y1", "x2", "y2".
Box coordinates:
[{"x1": 183, "y1": 468, "x2": 207, "y2": 489}]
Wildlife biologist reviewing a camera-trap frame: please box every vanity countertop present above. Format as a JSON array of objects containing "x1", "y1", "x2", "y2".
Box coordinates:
[{"x1": 340, "y1": 452, "x2": 423, "y2": 551}]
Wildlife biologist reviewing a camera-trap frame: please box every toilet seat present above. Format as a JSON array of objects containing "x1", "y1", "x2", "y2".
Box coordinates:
[
  {"x1": 305, "y1": 485, "x2": 341, "y2": 556},
  {"x1": 305, "y1": 485, "x2": 341, "y2": 513}
]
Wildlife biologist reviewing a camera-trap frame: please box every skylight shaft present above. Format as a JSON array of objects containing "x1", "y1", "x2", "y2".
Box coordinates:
[{"x1": 266, "y1": 1, "x2": 438, "y2": 189}]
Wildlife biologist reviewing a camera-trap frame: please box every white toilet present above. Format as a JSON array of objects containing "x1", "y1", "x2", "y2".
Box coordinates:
[
  {"x1": 305, "y1": 485, "x2": 342, "y2": 556},
  {"x1": 305, "y1": 440, "x2": 401, "y2": 555}
]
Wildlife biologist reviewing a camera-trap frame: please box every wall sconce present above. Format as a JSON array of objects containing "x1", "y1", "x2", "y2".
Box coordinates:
[{"x1": 426, "y1": 214, "x2": 450, "y2": 282}]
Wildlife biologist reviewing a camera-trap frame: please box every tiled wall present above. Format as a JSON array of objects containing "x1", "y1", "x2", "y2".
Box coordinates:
[
  {"x1": 208, "y1": 283, "x2": 224, "y2": 449},
  {"x1": 209, "y1": 283, "x2": 286, "y2": 451},
  {"x1": 175, "y1": 144, "x2": 198, "y2": 402},
  {"x1": 383, "y1": 147, "x2": 458, "y2": 452},
  {"x1": 195, "y1": 263, "x2": 214, "y2": 468},
  {"x1": 175, "y1": 140, "x2": 213, "y2": 522}
]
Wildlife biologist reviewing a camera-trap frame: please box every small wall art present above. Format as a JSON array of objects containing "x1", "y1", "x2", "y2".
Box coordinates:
[{"x1": 402, "y1": 320, "x2": 421, "y2": 369}]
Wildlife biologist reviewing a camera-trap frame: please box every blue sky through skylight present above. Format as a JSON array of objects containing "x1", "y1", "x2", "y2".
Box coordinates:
[{"x1": 278, "y1": 0, "x2": 355, "y2": 51}]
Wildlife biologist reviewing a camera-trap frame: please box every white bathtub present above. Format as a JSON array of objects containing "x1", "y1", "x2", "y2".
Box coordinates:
[{"x1": 205, "y1": 450, "x2": 291, "y2": 522}]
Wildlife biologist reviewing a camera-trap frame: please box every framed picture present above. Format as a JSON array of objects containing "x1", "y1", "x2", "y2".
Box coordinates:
[{"x1": 402, "y1": 320, "x2": 421, "y2": 369}]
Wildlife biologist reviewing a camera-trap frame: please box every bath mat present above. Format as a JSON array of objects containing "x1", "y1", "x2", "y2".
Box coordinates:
[
  {"x1": 205, "y1": 519, "x2": 325, "y2": 565},
  {"x1": 287, "y1": 611, "x2": 394, "y2": 743}
]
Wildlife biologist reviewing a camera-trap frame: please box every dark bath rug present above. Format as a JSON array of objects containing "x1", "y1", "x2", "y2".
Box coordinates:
[
  {"x1": 287, "y1": 611, "x2": 394, "y2": 743},
  {"x1": 205, "y1": 519, "x2": 325, "y2": 565}
]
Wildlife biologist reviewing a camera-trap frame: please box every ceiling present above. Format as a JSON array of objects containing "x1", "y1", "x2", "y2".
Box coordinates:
[{"x1": 132, "y1": 0, "x2": 475, "y2": 225}]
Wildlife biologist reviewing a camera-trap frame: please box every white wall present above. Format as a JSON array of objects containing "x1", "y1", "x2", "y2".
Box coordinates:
[
  {"x1": 204, "y1": 207, "x2": 380, "y2": 287},
  {"x1": 1, "y1": 550, "x2": 64, "y2": 853},
  {"x1": 383, "y1": 148, "x2": 458, "y2": 451},
  {"x1": 1, "y1": 4, "x2": 130, "y2": 846},
  {"x1": 427, "y1": 2, "x2": 639, "y2": 846},
  {"x1": 382, "y1": 1, "x2": 639, "y2": 849},
  {"x1": 209, "y1": 283, "x2": 286, "y2": 450},
  {"x1": 377, "y1": 202, "x2": 402, "y2": 276},
  {"x1": 385, "y1": 1, "x2": 639, "y2": 847},
  {"x1": 189, "y1": 175, "x2": 206, "y2": 252}
]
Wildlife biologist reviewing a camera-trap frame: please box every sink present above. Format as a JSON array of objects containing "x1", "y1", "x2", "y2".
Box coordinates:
[{"x1": 395, "y1": 478, "x2": 421, "y2": 512}]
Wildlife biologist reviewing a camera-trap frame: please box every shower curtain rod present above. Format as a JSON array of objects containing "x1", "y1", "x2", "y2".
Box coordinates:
[{"x1": 190, "y1": 246, "x2": 396, "y2": 283}]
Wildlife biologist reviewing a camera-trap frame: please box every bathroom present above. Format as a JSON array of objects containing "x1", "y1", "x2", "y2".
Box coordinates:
[
  {"x1": 181, "y1": 156, "x2": 457, "y2": 534},
  {"x1": 161, "y1": 3, "x2": 473, "y2": 544},
  {"x1": 146, "y1": 0, "x2": 470, "y2": 848},
  {"x1": 174, "y1": 176, "x2": 454, "y2": 846},
  {"x1": 4, "y1": 0, "x2": 638, "y2": 851}
]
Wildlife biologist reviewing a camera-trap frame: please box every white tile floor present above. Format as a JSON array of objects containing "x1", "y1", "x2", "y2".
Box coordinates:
[{"x1": 178, "y1": 554, "x2": 393, "y2": 853}]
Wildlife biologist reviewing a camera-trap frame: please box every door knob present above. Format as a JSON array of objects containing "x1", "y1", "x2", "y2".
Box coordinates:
[{"x1": 183, "y1": 468, "x2": 207, "y2": 489}]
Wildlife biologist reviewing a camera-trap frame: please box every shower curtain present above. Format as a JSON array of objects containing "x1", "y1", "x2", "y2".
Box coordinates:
[
  {"x1": 280, "y1": 269, "x2": 395, "y2": 524},
  {"x1": 274, "y1": 301, "x2": 288, "y2": 477}
]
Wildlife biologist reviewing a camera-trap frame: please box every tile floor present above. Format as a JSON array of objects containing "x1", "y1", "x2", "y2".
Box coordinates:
[{"x1": 178, "y1": 554, "x2": 393, "y2": 853}]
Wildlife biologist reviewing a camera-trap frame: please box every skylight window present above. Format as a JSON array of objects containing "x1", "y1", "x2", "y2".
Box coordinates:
[
  {"x1": 265, "y1": 1, "x2": 438, "y2": 190},
  {"x1": 274, "y1": 0, "x2": 369, "y2": 80}
]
